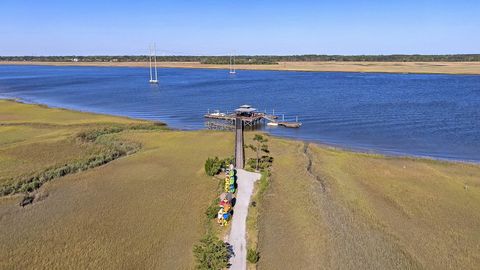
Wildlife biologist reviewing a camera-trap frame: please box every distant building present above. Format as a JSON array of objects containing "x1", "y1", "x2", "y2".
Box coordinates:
[{"x1": 72, "y1": 58, "x2": 79, "y2": 62}]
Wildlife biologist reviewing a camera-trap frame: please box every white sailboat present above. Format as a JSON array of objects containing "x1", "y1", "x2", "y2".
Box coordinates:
[
  {"x1": 149, "y1": 43, "x2": 159, "y2": 84},
  {"x1": 229, "y1": 54, "x2": 236, "y2": 74}
]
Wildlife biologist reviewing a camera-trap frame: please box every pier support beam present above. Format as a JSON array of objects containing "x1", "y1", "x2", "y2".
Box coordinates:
[{"x1": 235, "y1": 116, "x2": 244, "y2": 169}]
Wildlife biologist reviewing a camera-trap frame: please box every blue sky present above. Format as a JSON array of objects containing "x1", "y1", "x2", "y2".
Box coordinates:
[{"x1": 1, "y1": 0, "x2": 479, "y2": 56}]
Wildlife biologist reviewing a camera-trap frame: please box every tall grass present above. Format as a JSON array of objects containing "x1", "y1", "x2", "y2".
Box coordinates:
[{"x1": 0, "y1": 126, "x2": 150, "y2": 196}]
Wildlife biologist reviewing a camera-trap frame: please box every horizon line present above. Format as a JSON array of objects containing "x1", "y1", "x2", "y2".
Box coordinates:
[{"x1": 2, "y1": 53, "x2": 480, "y2": 57}]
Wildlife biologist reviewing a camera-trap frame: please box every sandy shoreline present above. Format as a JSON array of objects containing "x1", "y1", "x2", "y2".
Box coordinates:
[{"x1": 2, "y1": 61, "x2": 480, "y2": 75}]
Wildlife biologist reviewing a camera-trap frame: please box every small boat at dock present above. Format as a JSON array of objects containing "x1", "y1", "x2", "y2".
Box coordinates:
[
  {"x1": 278, "y1": 122, "x2": 302, "y2": 128},
  {"x1": 275, "y1": 115, "x2": 302, "y2": 128},
  {"x1": 210, "y1": 110, "x2": 226, "y2": 117}
]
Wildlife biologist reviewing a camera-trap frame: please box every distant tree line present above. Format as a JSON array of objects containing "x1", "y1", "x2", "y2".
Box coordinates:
[
  {"x1": 279, "y1": 54, "x2": 480, "y2": 62},
  {"x1": 1, "y1": 54, "x2": 480, "y2": 63},
  {"x1": 200, "y1": 56, "x2": 277, "y2": 65}
]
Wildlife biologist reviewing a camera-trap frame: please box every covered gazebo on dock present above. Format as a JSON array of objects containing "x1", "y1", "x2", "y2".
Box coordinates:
[
  {"x1": 234, "y1": 105, "x2": 264, "y2": 127},
  {"x1": 235, "y1": 104, "x2": 257, "y2": 117}
]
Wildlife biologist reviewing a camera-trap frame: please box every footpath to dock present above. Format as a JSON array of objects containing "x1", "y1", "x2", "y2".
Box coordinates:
[{"x1": 227, "y1": 169, "x2": 261, "y2": 270}]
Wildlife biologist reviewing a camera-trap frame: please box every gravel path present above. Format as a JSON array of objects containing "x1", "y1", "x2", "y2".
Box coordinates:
[{"x1": 228, "y1": 169, "x2": 261, "y2": 270}]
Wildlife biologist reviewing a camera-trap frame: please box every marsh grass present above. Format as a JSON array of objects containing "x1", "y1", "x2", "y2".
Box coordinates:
[
  {"x1": 257, "y1": 139, "x2": 480, "y2": 270},
  {"x1": 2, "y1": 100, "x2": 479, "y2": 269},
  {"x1": 0, "y1": 100, "x2": 169, "y2": 197},
  {"x1": 0, "y1": 125, "x2": 163, "y2": 197}
]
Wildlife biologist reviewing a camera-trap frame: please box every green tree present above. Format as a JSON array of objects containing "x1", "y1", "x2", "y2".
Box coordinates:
[
  {"x1": 193, "y1": 234, "x2": 230, "y2": 270},
  {"x1": 248, "y1": 134, "x2": 269, "y2": 171}
]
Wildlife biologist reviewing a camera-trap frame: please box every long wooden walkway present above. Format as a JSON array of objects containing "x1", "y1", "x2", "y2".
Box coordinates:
[{"x1": 235, "y1": 117, "x2": 244, "y2": 169}]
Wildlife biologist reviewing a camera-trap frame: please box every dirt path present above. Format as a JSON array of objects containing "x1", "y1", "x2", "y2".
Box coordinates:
[{"x1": 227, "y1": 169, "x2": 261, "y2": 270}]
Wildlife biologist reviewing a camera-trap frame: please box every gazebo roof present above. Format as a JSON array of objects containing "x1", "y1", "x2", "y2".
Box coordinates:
[{"x1": 235, "y1": 107, "x2": 257, "y2": 113}]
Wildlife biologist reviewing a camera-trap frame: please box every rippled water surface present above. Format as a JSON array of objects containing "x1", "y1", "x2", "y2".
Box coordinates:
[{"x1": 1, "y1": 65, "x2": 479, "y2": 161}]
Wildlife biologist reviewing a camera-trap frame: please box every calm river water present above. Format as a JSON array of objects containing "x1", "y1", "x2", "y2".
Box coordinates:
[{"x1": 0, "y1": 65, "x2": 479, "y2": 162}]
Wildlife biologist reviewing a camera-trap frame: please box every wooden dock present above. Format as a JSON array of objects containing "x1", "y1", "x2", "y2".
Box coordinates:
[
  {"x1": 204, "y1": 112, "x2": 267, "y2": 127},
  {"x1": 204, "y1": 105, "x2": 302, "y2": 130}
]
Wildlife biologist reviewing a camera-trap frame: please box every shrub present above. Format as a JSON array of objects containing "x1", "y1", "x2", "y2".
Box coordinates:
[
  {"x1": 205, "y1": 157, "x2": 222, "y2": 176},
  {"x1": 247, "y1": 155, "x2": 273, "y2": 172},
  {"x1": 247, "y1": 248, "x2": 260, "y2": 264},
  {"x1": 204, "y1": 156, "x2": 234, "y2": 176},
  {"x1": 221, "y1": 156, "x2": 234, "y2": 168},
  {"x1": 193, "y1": 234, "x2": 229, "y2": 270},
  {"x1": 205, "y1": 198, "x2": 220, "y2": 219}
]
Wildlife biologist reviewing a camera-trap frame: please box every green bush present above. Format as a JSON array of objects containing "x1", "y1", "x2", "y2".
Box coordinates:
[
  {"x1": 221, "y1": 156, "x2": 234, "y2": 168},
  {"x1": 247, "y1": 248, "x2": 260, "y2": 263},
  {"x1": 205, "y1": 198, "x2": 220, "y2": 219},
  {"x1": 204, "y1": 157, "x2": 222, "y2": 176},
  {"x1": 204, "y1": 156, "x2": 234, "y2": 176},
  {"x1": 193, "y1": 234, "x2": 229, "y2": 270}
]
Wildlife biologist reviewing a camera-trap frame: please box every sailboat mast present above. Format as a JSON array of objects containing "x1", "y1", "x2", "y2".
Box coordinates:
[
  {"x1": 153, "y1": 43, "x2": 158, "y2": 81},
  {"x1": 229, "y1": 53, "x2": 236, "y2": 74},
  {"x1": 149, "y1": 45, "x2": 153, "y2": 81}
]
